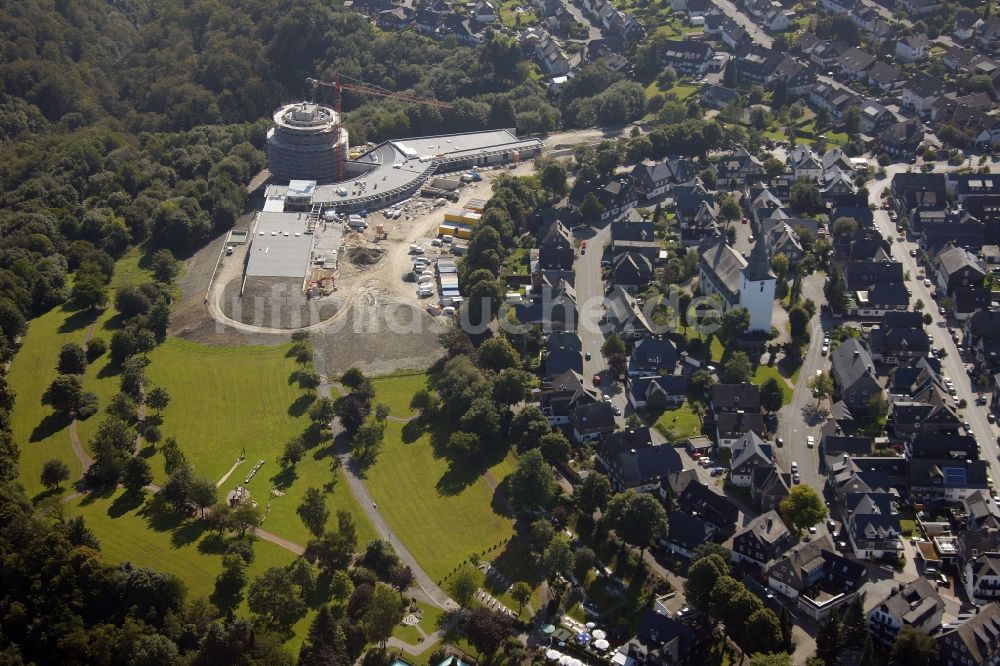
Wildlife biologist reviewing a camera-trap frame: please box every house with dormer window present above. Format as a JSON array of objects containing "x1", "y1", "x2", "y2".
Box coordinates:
[
  {"x1": 867, "y1": 578, "x2": 944, "y2": 648},
  {"x1": 844, "y1": 492, "x2": 902, "y2": 560}
]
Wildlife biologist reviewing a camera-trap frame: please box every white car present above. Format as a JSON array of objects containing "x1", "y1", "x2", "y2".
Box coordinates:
[
  {"x1": 806, "y1": 436, "x2": 815, "y2": 448},
  {"x1": 791, "y1": 461, "x2": 798, "y2": 471},
  {"x1": 924, "y1": 278, "x2": 932, "y2": 287},
  {"x1": 821, "y1": 344, "x2": 829, "y2": 356}
]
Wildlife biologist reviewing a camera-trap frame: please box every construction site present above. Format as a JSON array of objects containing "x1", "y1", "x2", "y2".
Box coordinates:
[{"x1": 206, "y1": 76, "x2": 540, "y2": 342}]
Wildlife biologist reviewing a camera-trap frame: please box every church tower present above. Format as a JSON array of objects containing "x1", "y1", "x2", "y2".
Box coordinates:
[{"x1": 740, "y1": 238, "x2": 776, "y2": 333}]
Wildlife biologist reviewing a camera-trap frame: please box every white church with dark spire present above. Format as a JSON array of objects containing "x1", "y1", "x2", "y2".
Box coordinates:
[{"x1": 698, "y1": 235, "x2": 776, "y2": 334}]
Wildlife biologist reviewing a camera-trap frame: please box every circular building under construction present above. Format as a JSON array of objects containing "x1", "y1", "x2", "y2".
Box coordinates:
[{"x1": 267, "y1": 102, "x2": 348, "y2": 184}]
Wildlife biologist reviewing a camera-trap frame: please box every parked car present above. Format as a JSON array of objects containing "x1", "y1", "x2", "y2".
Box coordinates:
[
  {"x1": 585, "y1": 351, "x2": 592, "y2": 360},
  {"x1": 593, "y1": 374, "x2": 601, "y2": 385}
]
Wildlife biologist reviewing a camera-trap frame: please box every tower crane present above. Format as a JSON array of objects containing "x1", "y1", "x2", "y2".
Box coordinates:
[{"x1": 306, "y1": 76, "x2": 453, "y2": 182}]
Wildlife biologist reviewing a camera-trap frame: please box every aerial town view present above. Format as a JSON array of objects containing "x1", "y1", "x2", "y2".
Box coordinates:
[{"x1": 6, "y1": 0, "x2": 1000, "y2": 664}]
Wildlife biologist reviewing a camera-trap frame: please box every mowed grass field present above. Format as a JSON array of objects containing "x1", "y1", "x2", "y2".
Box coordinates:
[
  {"x1": 365, "y1": 375, "x2": 517, "y2": 582},
  {"x1": 67, "y1": 487, "x2": 296, "y2": 598},
  {"x1": 145, "y1": 338, "x2": 376, "y2": 548},
  {"x1": 9, "y1": 304, "x2": 91, "y2": 497}
]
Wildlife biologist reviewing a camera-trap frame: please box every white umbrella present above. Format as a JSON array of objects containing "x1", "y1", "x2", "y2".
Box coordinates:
[
  {"x1": 569, "y1": 659, "x2": 583, "y2": 666},
  {"x1": 592, "y1": 629, "x2": 607, "y2": 640},
  {"x1": 585, "y1": 622, "x2": 597, "y2": 629},
  {"x1": 559, "y1": 655, "x2": 573, "y2": 665},
  {"x1": 594, "y1": 639, "x2": 610, "y2": 651},
  {"x1": 545, "y1": 650, "x2": 561, "y2": 661}
]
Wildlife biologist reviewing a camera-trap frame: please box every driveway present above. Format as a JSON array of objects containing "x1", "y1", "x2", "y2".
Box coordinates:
[{"x1": 561, "y1": 0, "x2": 603, "y2": 42}]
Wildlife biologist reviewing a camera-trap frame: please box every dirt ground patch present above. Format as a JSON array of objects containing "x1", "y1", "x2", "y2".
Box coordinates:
[
  {"x1": 347, "y1": 246, "x2": 385, "y2": 267},
  {"x1": 220, "y1": 276, "x2": 342, "y2": 330}
]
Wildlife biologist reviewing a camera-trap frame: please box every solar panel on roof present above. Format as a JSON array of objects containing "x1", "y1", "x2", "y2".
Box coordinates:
[{"x1": 943, "y1": 467, "x2": 967, "y2": 485}]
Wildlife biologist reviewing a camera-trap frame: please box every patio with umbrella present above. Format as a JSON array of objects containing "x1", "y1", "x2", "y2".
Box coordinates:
[
  {"x1": 576, "y1": 632, "x2": 591, "y2": 644},
  {"x1": 558, "y1": 655, "x2": 573, "y2": 666}
]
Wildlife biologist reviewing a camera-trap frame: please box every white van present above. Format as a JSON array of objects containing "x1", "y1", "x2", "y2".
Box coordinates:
[
  {"x1": 442, "y1": 306, "x2": 456, "y2": 316},
  {"x1": 441, "y1": 234, "x2": 454, "y2": 243},
  {"x1": 409, "y1": 244, "x2": 424, "y2": 254}
]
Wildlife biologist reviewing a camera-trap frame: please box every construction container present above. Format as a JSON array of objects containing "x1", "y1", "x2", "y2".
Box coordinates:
[
  {"x1": 459, "y1": 211, "x2": 481, "y2": 226},
  {"x1": 431, "y1": 177, "x2": 461, "y2": 191},
  {"x1": 454, "y1": 225, "x2": 473, "y2": 240},
  {"x1": 438, "y1": 223, "x2": 458, "y2": 237},
  {"x1": 442, "y1": 209, "x2": 465, "y2": 223},
  {"x1": 465, "y1": 199, "x2": 487, "y2": 213}
]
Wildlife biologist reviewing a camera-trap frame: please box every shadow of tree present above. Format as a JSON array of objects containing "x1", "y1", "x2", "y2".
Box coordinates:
[
  {"x1": 79, "y1": 484, "x2": 116, "y2": 507},
  {"x1": 59, "y1": 307, "x2": 99, "y2": 333},
  {"x1": 96, "y1": 358, "x2": 123, "y2": 379},
  {"x1": 30, "y1": 411, "x2": 69, "y2": 443},
  {"x1": 139, "y1": 493, "x2": 186, "y2": 532},
  {"x1": 270, "y1": 465, "x2": 298, "y2": 489},
  {"x1": 401, "y1": 419, "x2": 426, "y2": 444},
  {"x1": 436, "y1": 438, "x2": 510, "y2": 498},
  {"x1": 482, "y1": 536, "x2": 541, "y2": 599},
  {"x1": 31, "y1": 487, "x2": 63, "y2": 504},
  {"x1": 490, "y1": 481, "x2": 516, "y2": 519},
  {"x1": 198, "y1": 532, "x2": 228, "y2": 555},
  {"x1": 108, "y1": 490, "x2": 145, "y2": 518},
  {"x1": 288, "y1": 393, "x2": 315, "y2": 417},
  {"x1": 171, "y1": 517, "x2": 208, "y2": 548},
  {"x1": 801, "y1": 404, "x2": 829, "y2": 425}
]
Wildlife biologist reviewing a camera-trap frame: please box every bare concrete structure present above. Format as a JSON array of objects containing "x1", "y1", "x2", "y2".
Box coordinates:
[{"x1": 267, "y1": 102, "x2": 349, "y2": 183}]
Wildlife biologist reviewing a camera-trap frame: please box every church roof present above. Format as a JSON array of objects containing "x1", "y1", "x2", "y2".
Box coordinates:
[{"x1": 743, "y1": 238, "x2": 776, "y2": 282}]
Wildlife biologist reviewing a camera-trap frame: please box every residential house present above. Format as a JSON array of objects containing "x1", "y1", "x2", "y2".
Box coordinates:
[
  {"x1": 843, "y1": 259, "x2": 909, "y2": 316},
  {"x1": 909, "y1": 458, "x2": 990, "y2": 502},
  {"x1": 717, "y1": 411, "x2": 766, "y2": 449},
  {"x1": 711, "y1": 383, "x2": 761, "y2": 420},
  {"x1": 891, "y1": 172, "x2": 947, "y2": 215},
  {"x1": 859, "y1": 99, "x2": 896, "y2": 134},
  {"x1": 936, "y1": 603, "x2": 1000, "y2": 666},
  {"x1": 891, "y1": 403, "x2": 962, "y2": 440},
  {"x1": 764, "y1": 222, "x2": 804, "y2": 264},
  {"x1": 659, "y1": 40, "x2": 716, "y2": 76},
  {"x1": 880, "y1": 120, "x2": 924, "y2": 160},
  {"x1": 623, "y1": 609, "x2": 697, "y2": 666},
  {"x1": 597, "y1": 428, "x2": 683, "y2": 492},
  {"x1": 868, "y1": 311, "x2": 931, "y2": 364},
  {"x1": 768, "y1": 537, "x2": 869, "y2": 620},
  {"x1": 612, "y1": 210, "x2": 659, "y2": 262},
  {"x1": 732, "y1": 510, "x2": 795, "y2": 569},
  {"x1": 901, "y1": 73, "x2": 948, "y2": 119},
  {"x1": 569, "y1": 178, "x2": 638, "y2": 221},
  {"x1": 714, "y1": 146, "x2": 765, "y2": 187},
  {"x1": 514, "y1": 281, "x2": 578, "y2": 333},
  {"x1": 627, "y1": 374, "x2": 687, "y2": 410},
  {"x1": 736, "y1": 45, "x2": 783, "y2": 86},
  {"x1": 896, "y1": 33, "x2": 930, "y2": 63},
  {"x1": 978, "y1": 16, "x2": 1000, "y2": 53},
  {"x1": 700, "y1": 83, "x2": 741, "y2": 110},
  {"x1": 630, "y1": 160, "x2": 676, "y2": 200},
  {"x1": 721, "y1": 18, "x2": 751, "y2": 50},
  {"x1": 933, "y1": 241, "x2": 986, "y2": 297},
  {"x1": 377, "y1": 7, "x2": 413, "y2": 30},
  {"x1": 810, "y1": 81, "x2": 861, "y2": 120},
  {"x1": 953, "y1": 11, "x2": 983, "y2": 43},
  {"x1": 542, "y1": 369, "x2": 598, "y2": 425},
  {"x1": 867, "y1": 62, "x2": 906, "y2": 93},
  {"x1": 943, "y1": 45, "x2": 987, "y2": 73},
  {"x1": 473, "y1": 0, "x2": 498, "y2": 23},
  {"x1": 676, "y1": 480, "x2": 739, "y2": 535},
  {"x1": 896, "y1": 0, "x2": 940, "y2": 13},
  {"x1": 570, "y1": 401, "x2": 616, "y2": 442},
  {"x1": 753, "y1": 466, "x2": 791, "y2": 512},
  {"x1": 844, "y1": 492, "x2": 903, "y2": 560},
  {"x1": 810, "y1": 40, "x2": 850, "y2": 69},
  {"x1": 629, "y1": 337, "x2": 679, "y2": 377},
  {"x1": 838, "y1": 47, "x2": 877, "y2": 80},
  {"x1": 729, "y1": 431, "x2": 774, "y2": 487},
  {"x1": 604, "y1": 285, "x2": 653, "y2": 341},
  {"x1": 667, "y1": 510, "x2": 713, "y2": 558},
  {"x1": 613, "y1": 251, "x2": 654, "y2": 292},
  {"x1": 772, "y1": 57, "x2": 817, "y2": 94},
  {"x1": 544, "y1": 332, "x2": 583, "y2": 380},
  {"x1": 763, "y1": 6, "x2": 794, "y2": 32},
  {"x1": 538, "y1": 221, "x2": 574, "y2": 270},
  {"x1": 866, "y1": 578, "x2": 945, "y2": 648},
  {"x1": 831, "y1": 338, "x2": 884, "y2": 413},
  {"x1": 965, "y1": 553, "x2": 1000, "y2": 604}
]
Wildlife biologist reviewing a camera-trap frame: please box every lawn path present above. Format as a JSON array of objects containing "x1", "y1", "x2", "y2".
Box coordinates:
[
  {"x1": 216, "y1": 457, "x2": 246, "y2": 488},
  {"x1": 315, "y1": 359, "x2": 457, "y2": 612},
  {"x1": 67, "y1": 318, "x2": 100, "y2": 475}
]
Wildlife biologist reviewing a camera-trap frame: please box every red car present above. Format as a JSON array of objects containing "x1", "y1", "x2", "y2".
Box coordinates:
[
  {"x1": 581, "y1": 240, "x2": 588, "y2": 254},
  {"x1": 593, "y1": 373, "x2": 601, "y2": 385}
]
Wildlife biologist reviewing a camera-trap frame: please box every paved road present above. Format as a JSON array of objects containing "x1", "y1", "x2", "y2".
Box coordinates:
[
  {"x1": 775, "y1": 273, "x2": 829, "y2": 494},
  {"x1": 867, "y1": 172, "x2": 1000, "y2": 487},
  {"x1": 561, "y1": 0, "x2": 603, "y2": 42},
  {"x1": 574, "y1": 222, "x2": 630, "y2": 424},
  {"x1": 711, "y1": 0, "x2": 773, "y2": 48}
]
